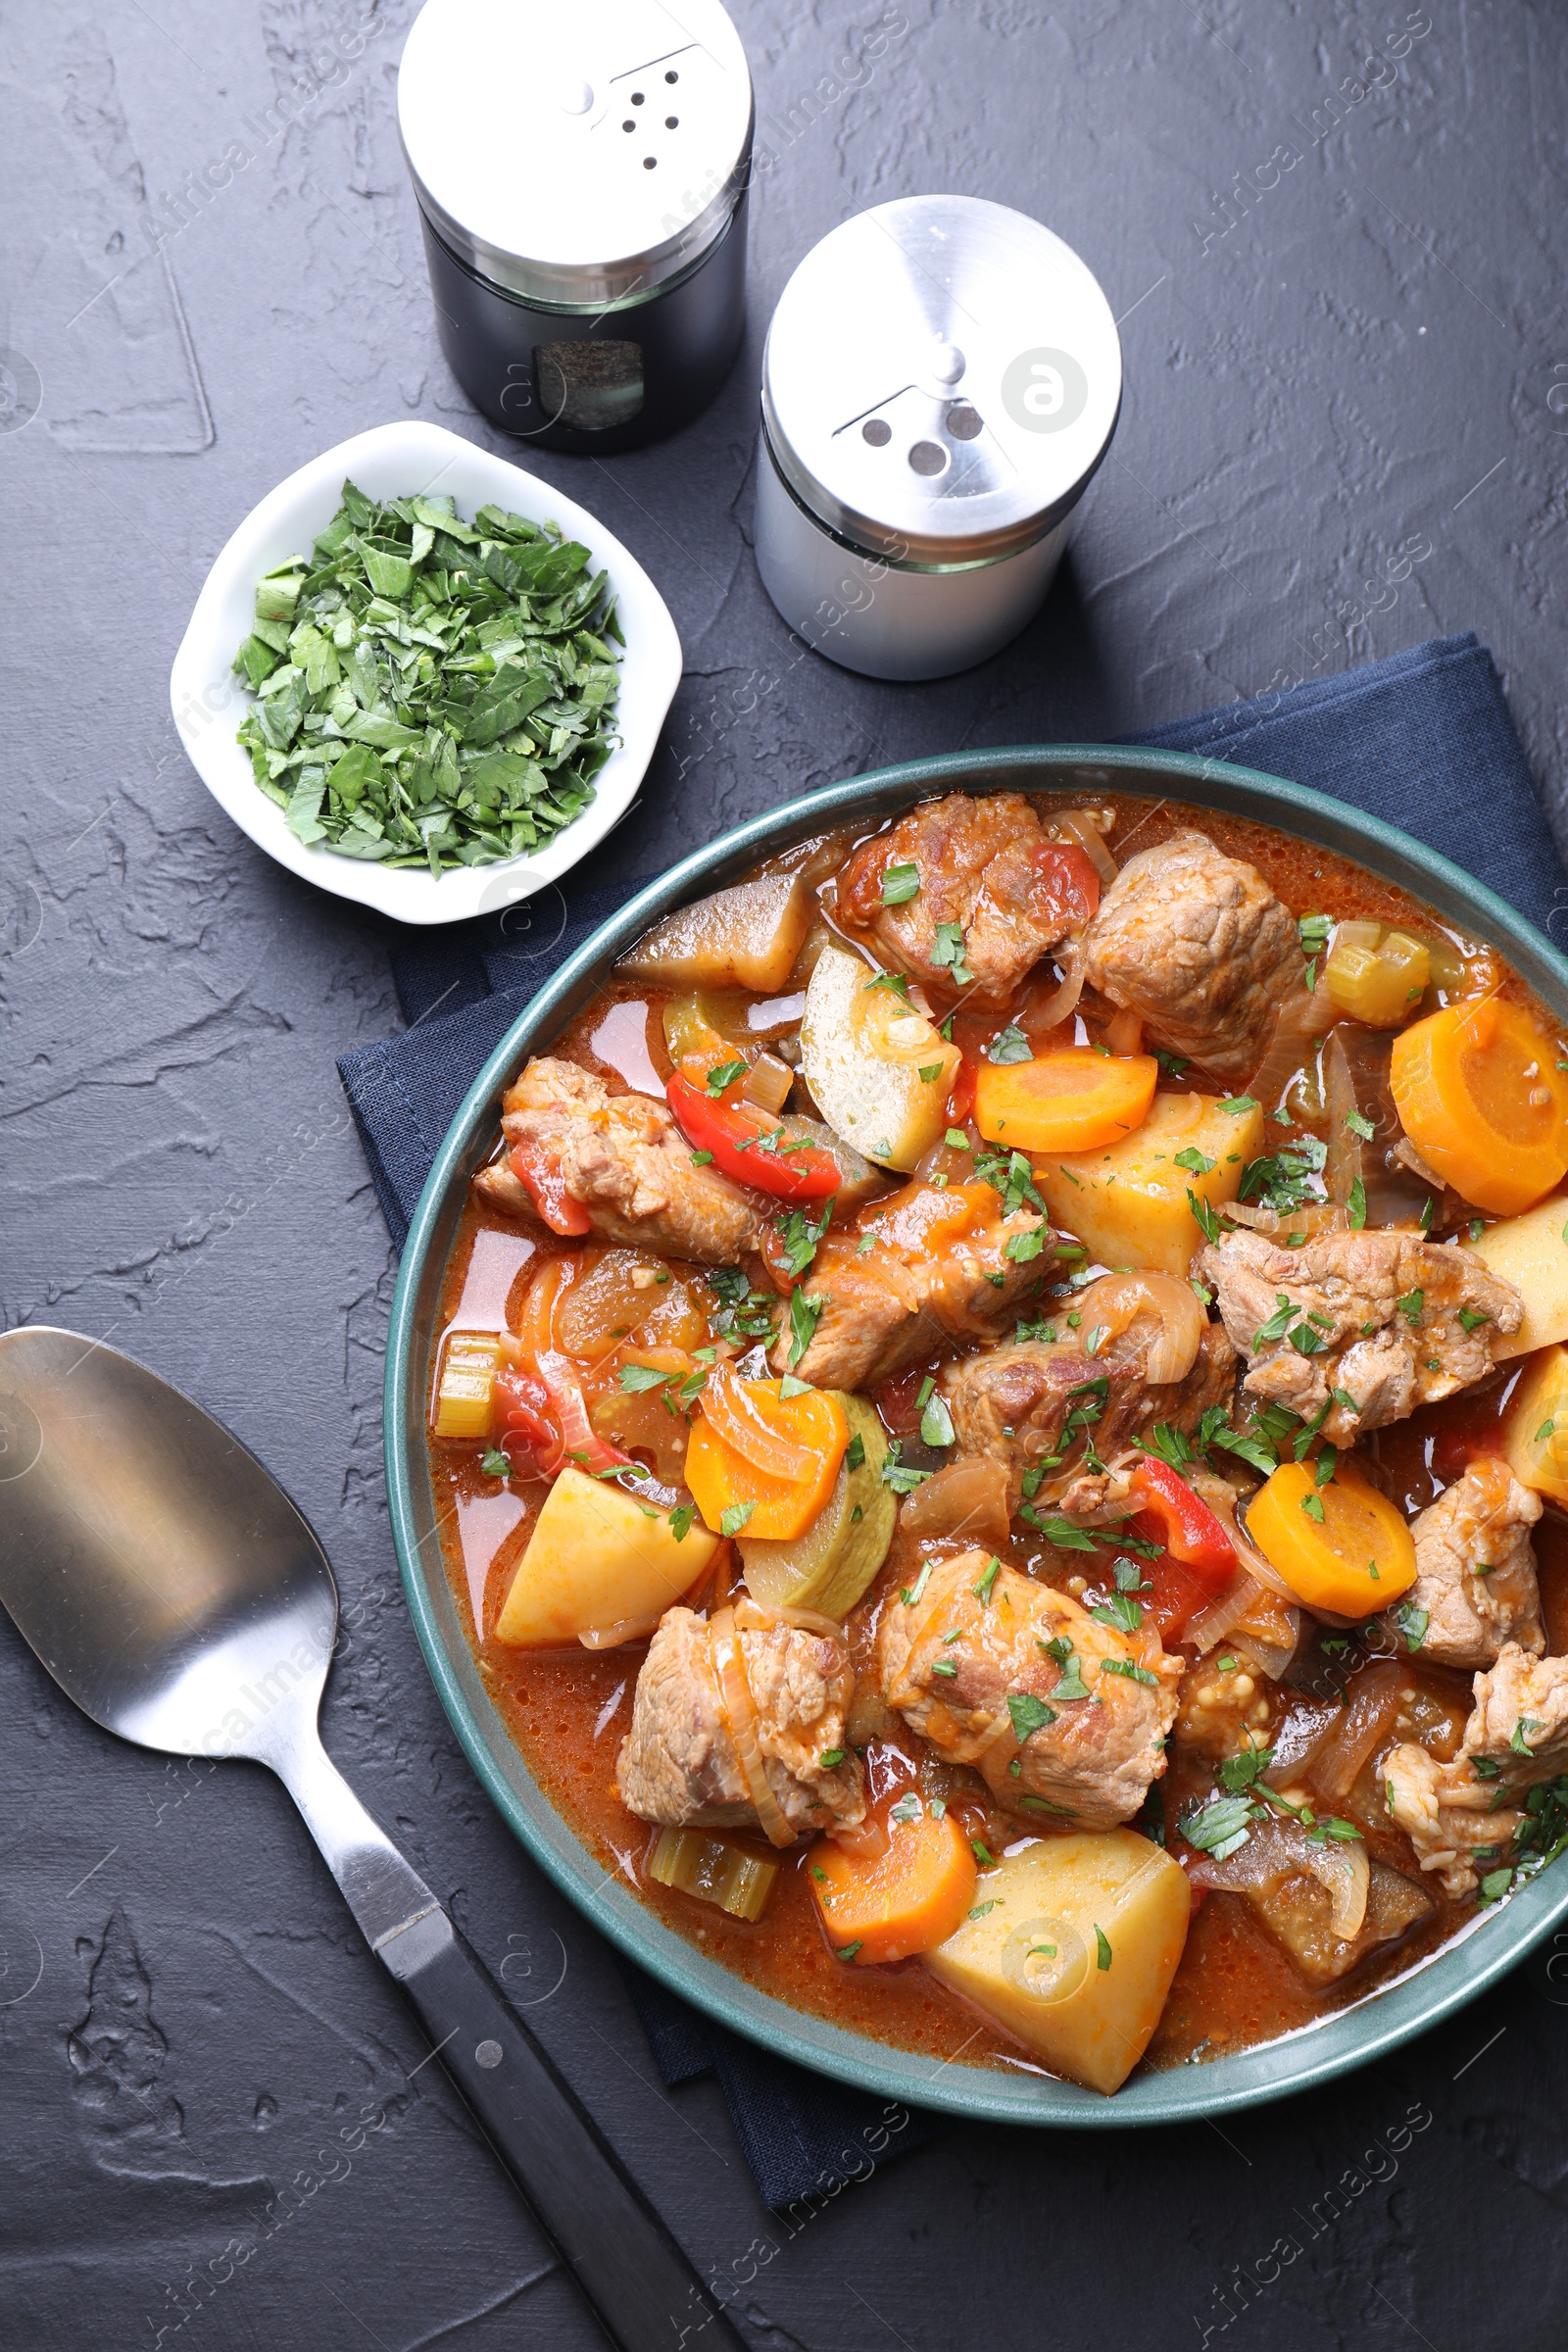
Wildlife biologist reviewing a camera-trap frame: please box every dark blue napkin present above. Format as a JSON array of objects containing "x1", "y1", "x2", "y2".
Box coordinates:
[{"x1": 339, "y1": 629, "x2": 1563, "y2": 2208}]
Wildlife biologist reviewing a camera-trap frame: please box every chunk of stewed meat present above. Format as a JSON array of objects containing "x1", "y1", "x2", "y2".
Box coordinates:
[
  {"x1": 770, "y1": 1179, "x2": 1052, "y2": 1391},
  {"x1": 1380, "y1": 1460, "x2": 1544, "y2": 1669},
  {"x1": 1459, "y1": 1642, "x2": 1568, "y2": 1782},
  {"x1": 837, "y1": 792, "x2": 1100, "y2": 1010},
  {"x1": 1083, "y1": 830, "x2": 1300, "y2": 1083},
  {"x1": 1382, "y1": 1745, "x2": 1522, "y2": 1898},
  {"x1": 876, "y1": 1550, "x2": 1181, "y2": 1830},
  {"x1": 473, "y1": 1057, "x2": 761, "y2": 1263},
  {"x1": 941, "y1": 1322, "x2": 1236, "y2": 1513},
  {"x1": 615, "y1": 1606, "x2": 864, "y2": 1838},
  {"x1": 1200, "y1": 1226, "x2": 1521, "y2": 1444}
]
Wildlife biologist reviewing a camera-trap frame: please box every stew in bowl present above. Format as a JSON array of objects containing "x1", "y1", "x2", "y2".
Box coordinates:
[{"x1": 401, "y1": 753, "x2": 1568, "y2": 2109}]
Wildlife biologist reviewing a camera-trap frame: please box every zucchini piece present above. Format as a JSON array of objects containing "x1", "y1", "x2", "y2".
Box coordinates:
[
  {"x1": 738, "y1": 1395, "x2": 895, "y2": 1617},
  {"x1": 800, "y1": 942, "x2": 959, "y2": 1171}
]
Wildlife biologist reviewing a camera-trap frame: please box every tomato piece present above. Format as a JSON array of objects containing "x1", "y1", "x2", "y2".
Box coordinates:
[
  {"x1": 508, "y1": 1141, "x2": 592, "y2": 1236},
  {"x1": 665, "y1": 1074, "x2": 841, "y2": 1201},
  {"x1": 493, "y1": 1355, "x2": 632, "y2": 1482},
  {"x1": 1124, "y1": 1458, "x2": 1237, "y2": 1640},
  {"x1": 1031, "y1": 840, "x2": 1101, "y2": 932}
]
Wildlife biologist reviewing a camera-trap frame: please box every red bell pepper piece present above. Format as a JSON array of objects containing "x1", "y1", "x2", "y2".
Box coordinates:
[
  {"x1": 508, "y1": 1141, "x2": 592, "y2": 1236},
  {"x1": 493, "y1": 1354, "x2": 632, "y2": 1482},
  {"x1": 665, "y1": 1074, "x2": 841, "y2": 1202},
  {"x1": 1124, "y1": 1456, "x2": 1237, "y2": 1641}
]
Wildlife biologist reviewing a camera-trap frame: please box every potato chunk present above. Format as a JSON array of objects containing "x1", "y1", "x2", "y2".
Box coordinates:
[
  {"x1": 1463, "y1": 1193, "x2": 1568, "y2": 1359},
  {"x1": 619, "y1": 872, "x2": 812, "y2": 994},
  {"x1": 1032, "y1": 1092, "x2": 1264, "y2": 1277},
  {"x1": 924, "y1": 1829, "x2": 1189, "y2": 2093},
  {"x1": 495, "y1": 1466, "x2": 715, "y2": 1647},
  {"x1": 1502, "y1": 1345, "x2": 1568, "y2": 1504},
  {"x1": 800, "y1": 942, "x2": 960, "y2": 1171}
]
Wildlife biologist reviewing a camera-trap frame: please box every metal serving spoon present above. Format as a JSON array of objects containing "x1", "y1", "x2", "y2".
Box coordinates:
[{"x1": 0, "y1": 1325, "x2": 738, "y2": 2352}]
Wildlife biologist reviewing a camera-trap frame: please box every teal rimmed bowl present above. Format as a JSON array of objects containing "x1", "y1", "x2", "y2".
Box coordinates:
[{"x1": 384, "y1": 743, "x2": 1568, "y2": 2126}]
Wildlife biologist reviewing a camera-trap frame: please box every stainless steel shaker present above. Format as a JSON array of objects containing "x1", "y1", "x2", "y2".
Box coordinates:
[
  {"x1": 755, "y1": 195, "x2": 1122, "y2": 679},
  {"x1": 399, "y1": 0, "x2": 754, "y2": 452}
]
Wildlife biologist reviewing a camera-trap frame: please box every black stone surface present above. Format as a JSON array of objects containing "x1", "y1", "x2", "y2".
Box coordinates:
[{"x1": 4, "y1": 3, "x2": 1567, "y2": 2346}]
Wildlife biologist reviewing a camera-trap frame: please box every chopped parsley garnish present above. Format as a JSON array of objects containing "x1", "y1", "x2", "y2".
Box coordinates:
[
  {"x1": 775, "y1": 1200, "x2": 833, "y2": 1281},
  {"x1": 846, "y1": 1432, "x2": 865, "y2": 1471},
  {"x1": 1004, "y1": 1224, "x2": 1048, "y2": 1262},
  {"x1": 1095, "y1": 1926, "x2": 1113, "y2": 1972},
  {"x1": 973, "y1": 1557, "x2": 1002, "y2": 1604},
  {"x1": 1041, "y1": 1637, "x2": 1092, "y2": 1698},
  {"x1": 1396, "y1": 1288, "x2": 1425, "y2": 1324},
  {"x1": 1154, "y1": 1050, "x2": 1189, "y2": 1077},
  {"x1": 1300, "y1": 1492, "x2": 1326, "y2": 1522},
  {"x1": 1458, "y1": 1307, "x2": 1491, "y2": 1334},
  {"x1": 975, "y1": 1147, "x2": 1046, "y2": 1217},
  {"x1": 690, "y1": 1149, "x2": 714, "y2": 1165},
  {"x1": 889, "y1": 1792, "x2": 923, "y2": 1825},
  {"x1": 1092, "y1": 1592, "x2": 1144, "y2": 1633},
  {"x1": 719, "y1": 1500, "x2": 755, "y2": 1538},
  {"x1": 1344, "y1": 1107, "x2": 1375, "y2": 1140},
  {"x1": 1028, "y1": 1516, "x2": 1102, "y2": 1553},
  {"x1": 1179, "y1": 1794, "x2": 1254, "y2": 1860},
  {"x1": 862, "y1": 969, "x2": 910, "y2": 999},
  {"x1": 1221, "y1": 1095, "x2": 1261, "y2": 1116},
  {"x1": 787, "y1": 1285, "x2": 824, "y2": 1368},
  {"x1": 1511, "y1": 1716, "x2": 1544, "y2": 1755},
  {"x1": 1101, "y1": 1655, "x2": 1159, "y2": 1687},
  {"x1": 945, "y1": 1127, "x2": 971, "y2": 1151},
  {"x1": 931, "y1": 921, "x2": 975, "y2": 987},
  {"x1": 882, "y1": 1439, "x2": 932, "y2": 1495},
  {"x1": 1255, "y1": 1293, "x2": 1298, "y2": 1344},
  {"x1": 618, "y1": 1363, "x2": 669, "y2": 1393},
  {"x1": 231, "y1": 483, "x2": 622, "y2": 871},
  {"x1": 1187, "y1": 1188, "x2": 1223, "y2": 1245},
  {"x1": 1390, "y1": 1600, "x2": 1428, "y2": 1652},
  {"x1": 1298, "y1": 912, "x2": 1331, "y2": 987},
  {"x1": 836, "y1": 1941, "x2": 863, "y2": 1962},
  {"x1": 1174, "y1": 1146, "x2": 1217, "y2": 1176},
  {"x1": 881, "y1": 860, "x2": 920, "y2": 905},
  {"x1": 1007, "y1": 1692, "x2": 1057, "y2": 1740},
  {"x1": 1239, "y1": 1135, "x2": 1328, "y2": 1213},
  {"x1": 920, "y1": 1388, "x2": 956, "y2": 1448},
  {"x1": 705, "y1": 1057, "x2": 747, "y2": 1096},
  {"x1": 1348, "y1": 1175, "x2": 1367, "y2": 1229},
  {"x1": 479, "y1": 1447, "x2": 513, "y2": 1479},
  {"x1": 668, "y1": 1503, "x2": 698, "y2": 1543},
  {"x1": 972, "y1": 1839, "x2": 997, "y2": 1867},
  {"x1": 900, "y1": 1560, "x2": 934, "y2": 1607},
  {"x1": 987, "y1": 1023, "x2": 1033, "y2": 1065}
]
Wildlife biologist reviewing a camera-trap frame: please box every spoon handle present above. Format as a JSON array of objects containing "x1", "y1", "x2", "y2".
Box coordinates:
[
  {"x1": 381, "y1": 1906, "x2": 744, "y2": 2352},
  {"x1": 275, "y1": 1730, "x2": 741, "y2": 2352}
]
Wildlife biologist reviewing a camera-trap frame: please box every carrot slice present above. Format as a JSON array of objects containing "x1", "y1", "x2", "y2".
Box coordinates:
[
  {"x1": 809, "y1": 1802, "x2": 977, "y2": 1964},
  {"x1": 685, "y1": 1379, "x2": 849, "y2": 1541},
  {"x1": 1390, "y1": 998, "x2": 1568, "y2": 1215},
  {"x1": 1246, "y1": 1459, "x2": 1417, "y2": 1616},
  {"x1": 973, "y1": 1048, "x2": 1157, "y2": 1153}
]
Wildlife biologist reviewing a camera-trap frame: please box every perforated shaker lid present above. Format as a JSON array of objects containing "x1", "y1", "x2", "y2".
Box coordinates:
[
  {"x1": 761, "y1": 196, "x2": 1122, "y2": 565},
  {"x1": 398, "y1": 0, "x2": 753, "y2": 309}
]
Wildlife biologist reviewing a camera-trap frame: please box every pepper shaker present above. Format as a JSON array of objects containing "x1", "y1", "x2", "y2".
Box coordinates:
[
  {"x1": 399, "y1": 0, "x2": 754, "y2": 451},
  {"x1": 755, "y1": 195, "x2": 1122, "y2": 679}
]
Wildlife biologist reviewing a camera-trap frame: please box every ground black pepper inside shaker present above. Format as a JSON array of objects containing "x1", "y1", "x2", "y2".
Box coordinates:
[{"x1": 398, "y1": 0, "x2": 754, "y2": 453}]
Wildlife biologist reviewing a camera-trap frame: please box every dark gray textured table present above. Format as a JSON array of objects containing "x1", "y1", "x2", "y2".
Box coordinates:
[{"x1": 5, "y1": 4, "x2": 1568, "y2": 2346}]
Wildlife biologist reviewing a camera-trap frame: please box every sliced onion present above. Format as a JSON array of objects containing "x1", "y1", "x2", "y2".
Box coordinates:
[
  {"x1": 1294, "y1": 1661, "x2": 1410, "y2": 1803},
  {"x1": 1228, "y1": 1618, "x2": 1300, "y2": 1687},
  {"x1": 533, "y1": 1348, "x2": 634, "y2": 1478},
  {"x1": 709, "y1": 1606, "x2": 797, "y2": 1848},
  {"x1": 1186, "y1": 1570, "x2": 1267, "y2": 1659},
  {"x1": 898, "y1": 1456, "x2": 1011, "y2": 1550},
  {"x1": 1022, "y1": 932, "x2": 1087, "y2": 1035},
  {"x1": 1072, "y1": 1271, "x2": 1203, "y2": 1385},
  {"x1": 515, "y1": 1253, "x2": 578, "y2": 1357},
  {"x1": 733, "y1": 1595, "x2": 844, "y2": 1642},
  {"x1": 578, "y1": 1609, "x2": 665, "y2": 1650},
  {"x1": 1246, "y1": 979, "x2": 1338, "y2": 1112},
  {"x1": 701, "y1": 1364, "x2": 817, "y2": 1483},
  {"x1": 826, "y1": 1815, "x2": 890, "y2": 1859},
  {"x1": 1052, "y1": 808, "x2": 1118, "y2": 885},
  {"x1": 1321, "y1": 1029, "x2": 1362, "y2": 1212}
]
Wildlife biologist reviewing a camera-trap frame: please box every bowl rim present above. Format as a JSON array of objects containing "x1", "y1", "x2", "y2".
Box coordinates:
[
  {"x1": 384, "y1": 740, "x2": 1568, "y2": 2126},
  {"x1": 168, "y1": 418, "x2": 684, "y2": 929}
]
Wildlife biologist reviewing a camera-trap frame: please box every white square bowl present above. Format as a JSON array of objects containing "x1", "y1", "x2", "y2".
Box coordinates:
[{"x1": 169, "y1": 420, "x2": 683, "y2": 926}]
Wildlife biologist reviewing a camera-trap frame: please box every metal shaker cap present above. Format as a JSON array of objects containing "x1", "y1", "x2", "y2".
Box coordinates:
[
  {"x1": 761, "y1": 196, "x2": 1122, "y2": 566},
  {"x1": 398, "y1": 0, "x2": 754, "y2": 310}
]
